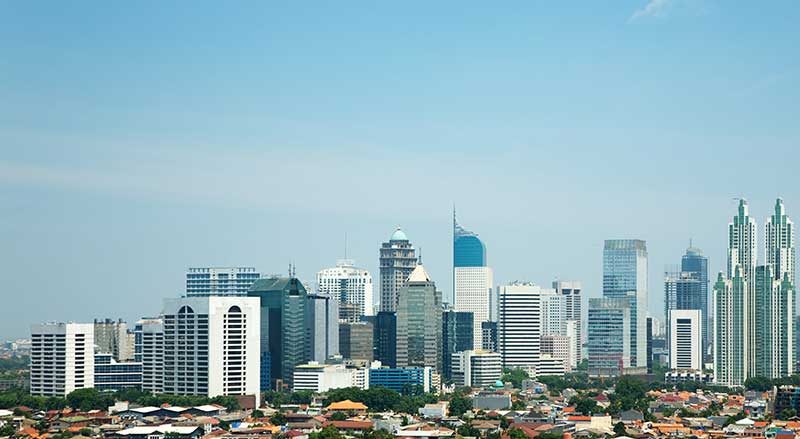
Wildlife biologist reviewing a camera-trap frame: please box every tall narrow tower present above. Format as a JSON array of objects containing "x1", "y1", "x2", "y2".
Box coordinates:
[
  {"x1": 453, "y1": 211, "x2": 493, "y2": 350},
  {"x1": 603, "y1": 239, "x2": 648, "y2": 368},
  {"x1": 766, "y1": 198, "x2": 795, "y2": 284},
  {"x1": 379, "y1": 228, "x2": 416, "y2": 312},
  {"x1": 728, "y1": 199, "x2": 757, "y2": 378}
]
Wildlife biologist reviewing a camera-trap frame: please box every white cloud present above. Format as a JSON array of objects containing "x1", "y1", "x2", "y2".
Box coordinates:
[{"x1": 629, "y1": 0, "x2": 672, "y2": 22}]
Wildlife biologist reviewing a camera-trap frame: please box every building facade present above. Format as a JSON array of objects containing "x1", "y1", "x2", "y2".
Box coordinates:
[
  {"x1": 451, "y1": 350, "x2": 502, "y2": 388},
  {"x1": 305, "y1": 293, "x2": 339, "y2": 363},
  {"x1": 339, "y1": 322, "x2": 374, "y2": 362},
  {"x1": 553, "y1": 281, "x2": 582, "y2": 364},
  {"x1": 379, "y1": 228, "x2": 416, "y2": 312},
  {"x1": 161, "y1": 296, "x2": 260, "y2": 402},
  {"x1": 668, "y1": 309, "x2": 702, "y2": 371},
  {"x1": 94, "y1": 353, "x2": 142, "y2": 392},
  {"x1": 497, "y1": 282, "x2": 544, "y2": 370},
  {"x1": 369, "y1": 311, "x2": 397, "y2": 368},
  {"x1": 317, "y1": 260, "x2": 374, "y2": 321},
  {"x1": 442, "y1": 310, "x2": 474, "y2": 380},
  {"x1": 248, "y1": 277, "x2": 308, "y2": 389},
  {"x1": 587, "y1": 298, "x2": 631, "y2": 377},
  {"x1": 186, "y1": 267, "x2": 260, "y2": 297},
  {"x1": 481, "y1": 321, "x2": 498, "y2": 352},
  {"x1": 94, "y1": 318, "x2": 133, "y2": 362},
  {"x1": 368, "y1": 367, "x2": 434, "y2": 393},
  {"x1": 134, "y1": 317, "x2": 164, "y2": 394},
  {"x1": 30, "y1": 323, "x2": 94, "y2": 397},
  {"x1": 396, "y1": 265, "x2": 443, "y2": 372},
  {"x1": 453, "y1": 212, "x2": 492, "y2": 350},
  {"x1": 603, "y1": 239, "x2": 648, "y2": 368}
]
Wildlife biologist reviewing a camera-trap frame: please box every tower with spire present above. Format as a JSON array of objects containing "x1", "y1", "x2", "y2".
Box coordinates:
[{"x1": 453, "y1": 210, "x2": 493, "y2": 350}]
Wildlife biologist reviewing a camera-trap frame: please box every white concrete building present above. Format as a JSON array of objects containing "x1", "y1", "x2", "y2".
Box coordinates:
[
  {"x1": 497, "y1": 282, "x2": 545, "y2": 369},
  {"x1": 317, "y1": 260, "x2": 374, "y2": 321},
  {"x1": 454, "y1": 266, "x2": 493, "y2": 350},
  {"x1": 306, "y1": 293, "x2": 339, "y2": 362},
  {"x1": 292, "y1": 362, "x2": 354, "y2": 392},
  {"x1": 541, "y1": 335, "x2": 573, "y2": 372},
  {"x1": 535, "y1": 355, "x2": 566, "y2": 377},
  {"x1": 553, "y1": 281, "x2": 582, "y2": 363},
  {"x1": 185, "y1": 267, "x2": 260, "y2": 297},
  {"x1": 451, "y1": 350, "x2": 502, "y2": 388},
  {"x1": 669, "y1": 309, "x2": 703, "y2": 371},
  {"x1": 30, "y1": 322, "x2": 94, "y2": 396},
  {"x1": 134, "y1": 317, "x2": 164, "y2": 393},
  {"x1": 94, "y1": 318, "x2": 132, "y2": 361},
  {"x1": 541, "y1": 292, "x2": 565, "y2": 336},
  {"x1": 162, "y1": 296, "x2": 260, "y2": 402}
]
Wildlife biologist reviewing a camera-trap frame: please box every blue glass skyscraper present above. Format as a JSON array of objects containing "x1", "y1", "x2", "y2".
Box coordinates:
[
  {"x1": 454, "y1": 211, "x2": 487, "y2": 268},
  {"x1": 603, "y1": 239, "x2": 648, "y2": 369}
]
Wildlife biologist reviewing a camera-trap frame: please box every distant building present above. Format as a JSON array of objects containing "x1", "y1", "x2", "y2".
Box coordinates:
[
  {"x1": 162, "y1": 296, "x2": 260, "y2": 402},
  {"x1": 369, "y1": 311, "x2": 397, "y2": 368},
  {"x1": 451, "y1": 350, "x2": 502, "y2": 388},
  {"x1": 396, "y1": 264, "x2": 443, "y2": 372},
  {"x1": 339, "y1": 322, "x2": 374, "y2": 362},
  {"x1": 587, "y1": 298, "x2": 631, "y2": 377},
  {"x1": 472, "y1": 392, "x2": 511, "y2": 410},
  {"x1": 292, "y1": 362, "x2": 354, "y2": 393},
  {"x1": 603, "y1": 239, "x2": 648, "y2": 368},
  {"x1": 94, "y1": 353, "x2": 142, "y2": 391},
  {"x1": 94, "y1": 318, "x2": 133, "y2": 362},
  {"x1": 369, "y1": 367, "x2": 434, "y2": 393},
  {"x1": 306, "y1": 293, "x2": 339, "y2": 363},
  {"x1": 669, "y1": 309, "x2": 702, "y2": 371},
  {"x1": 379, "y1": 228, "x2": 416, "y2": 312},
  {"x1": 497, "y1": 282, "x2": 545, "y2": 370},
  {"x1": 541, "y1": 335, "x2": 572, "y2": 372},
  {"x1": 186, "y1": 267, "x2": 260, "y2": 297},
  {"x1": 442, "y1": 310, "x2": 474, "y2": 380},
  {"x1": 30, "y1": 322, "x2": 94, "y2": 397},
  {"x1": 453, "y1": 212, "x2": 492, "y2": 350},
  {"x1": 134, "y1": 317, "x2": 164, "y2": 394},
  {"x1": 535, "y1": 355, "x2": 566, "y2": 377},
  {"x1": 554, "y1": 281, "x2": 582, "y2": 364},
  {"x1": 481, "y1": 321, "x2": 498, "y2": 352},
  {"x1": 317, "y1": 260, "x2": 374, "y2": 321},
  {"x1": 248, "y1": 276, "x2": 308, "y2": 389}
]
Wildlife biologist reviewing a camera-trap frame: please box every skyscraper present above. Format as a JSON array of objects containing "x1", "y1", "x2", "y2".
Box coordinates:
[
  {"x1": 754, "y1": 264, "x2": 794, "y2": 378},
  {"x1": 442, "y1": 310, "x2": 474, "y2": 380},
  {"x1": 766, "y1": 198, "x2": 795, "y2": 284},
  {"x1": 603, "y1": 239, "x2": 648, "y2": 368},
  {"x1": 339, "y1": 322, "x2": 374, "y2": 362},
  {"x1": 396, "y1": 264, "x2": 443, "y2": 371},
  {"x1": 379, "y1": 228, "x2": 416, "y2": 312},
  {"x1": 316, "y1": 260, "x2": 374, "y2": 321},
  {"x1": 94, "y1": 318, "x2": 133, "y2": 362},
  {"x1": 305, "y1": 293, "x2": 339, "y2": 363},
  {"x1": 714, "y1": 268, "x2": 748, "y2": 386},
  {"x1": 553, "y1": 281, "x2": 582, "y2": 364},
  {"x1": 30, "y1": 323, "x2": 94, "y2": 397},
  {"x1": 161, "y1": 296, "x2": 260, "y2": 402},
  {"x1": 453, "y1": 212, "x2": 493, "y2": 350},
  {"x1": 134, "y1": 317, "x2": 164, "y2": 394},
  {"x1": 669, "y1": 309, "x2": 702, "y2": 371},
  {"x1": 587, "y1": 298, "x2": 631, "y2": 377},
  {"x1": 248, "y1": 276, "x2": 308, "y2": 389},
  {"x1": 497, "y1": 282, "x2": 545, "y2": 371},
  {"x1": 186, "y1": 267, "x2": 260, "y2": 297},
  {"x1": 370, "y1": 311, "x2": 397, "y2": 367},
  {"x1": 664, "y1": 246, "x2": 708, "y2": 365}
]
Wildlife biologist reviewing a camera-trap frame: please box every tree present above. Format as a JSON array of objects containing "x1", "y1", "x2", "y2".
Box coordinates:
[
  {"x1": 780, "y1": 408, "x2": 797, "y2": 420},
  {"x1": 508, "y1": 428, "x2": 528, "y2": 439},
  {"x1": 574, "y1": 397, "x2": 599, "y2": 415},
  {"x1": 0, "y1": 423, "x2": 16, "y2": 437},
  {"x1": 251, "y1": 410, "x2": 265, "y2": 419},
  {"x1": 501, "y1": 368, "x2": 529, "y2": 388},
  {"x1": 609, "y1": 376, "x2": 647, "y2": 413},
  {"x1": 330, "y1": 411, "x2": 348, "y2": 421},
  {"x1": 744, "y1": 376, "x2": 773, "y2": 392},
  {"x1": 449, "y1": 391, "x2": 472, "y2": 417},
  {"x1": 79, "y1": 428, "x2": 93, "y2": 436},
  {"x1": 270, "y1": 412, "x2": 287, "y2": 426},
  {"x1": 457, "y1": 425, "x2": 479, "y2": 437},
  {"x1": 66, "y1": 388, "x2": 113, "y2": 411},
  {"x1": 537, "y1": 433, "x2": 564, "y2": 439},
  {"x1": 613, "y1": 422, "x2": 627, "y2": 437}
]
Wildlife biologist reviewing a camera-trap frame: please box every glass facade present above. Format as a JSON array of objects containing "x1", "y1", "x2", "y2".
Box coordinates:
[
  {"x1": 587, "y1": 298, "x2": 630, "y2": 377},
  {"x1": 602, "y1": 239, "x2": 647, "y2": 368},
  {"x1": 441, "y1": 311, "x2": 474, "y2": 380},
  {"x1": 94, "y1": 353, "x2": 143, "y2": 391},
  {"x1": 368, "y1": 367, "x2": 432, "y2": 393},
  {"x1": 453, "y1": 215, "x2": 486, "y2": 268}
]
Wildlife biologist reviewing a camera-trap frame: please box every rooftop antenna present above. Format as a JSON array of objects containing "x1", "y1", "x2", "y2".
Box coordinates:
[
  {"x1": 344, "y1": 232, "x2": 348, "y2": 259},
  {"x1": 418, "y1": 247, "x2": 423, "y2": 265}
]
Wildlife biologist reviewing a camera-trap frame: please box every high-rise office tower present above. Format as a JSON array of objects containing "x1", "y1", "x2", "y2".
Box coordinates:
[
  {"x1": 369, "y1": 311, "x2": 397, "y2": 367},
  {"x1": 603, "y1": 239, "x2": 648, "y2": 368},
  {"x1": 316, "y1": 260, "x2": 374, "y2": 321},
  {"x1": 442, "y1": 310, "x2": 474, "y2": 380},
  {"x1": 451, "y1": 350, "x2": 502, "y2": 387},
  {"x1": 714, "y1": 268, "x2": 748, "y2": 386},
  {"x1": 248, "y1": 277, "x2": 308, "y2": 389},
  {"x1": 497, "y1": 282, "x2": 546, "y2": 371},
  {"x1": 134, "y1": 317, "x2": 164, "y2": 394},
  {"x1": 669, "y1": 309, "x2": 702, "y2": 371},
  {"x1": 553, "y1": 281, "x2": 582, "y2": 363},
  {"x1": 664, "y1": 246, "x2": 708, "y2": 364},
  {"x1": 162, "y1": 296, "x2": 260, "y2": 402},
  {"x1": 30, "y1": 323, "x2": 94, "y2": 397},
  {"x1": 541, "y1": 292, "x2": 566, "y2": 336},
  {"x1": 94, "y1": 318, "x2": 132, "y2": 362},
  {"x1": 379, "y1": 228, "x2": 416, "y2": 312},
  {"x1": 681, "y1": 246, "x2": 709, "y2": 358},
  {"x1": 305, "y1": 293, "x2": 339, "y2": 363},
  {"x1": 587, "y1": 298, "x2": 631, "y2": 377},
  {"x1": 186, "y1": 267, "x2": 260, "y2": 297},
  {"x1": 396, "y1": 264, "x2": 443, "y2": 371},
  {"x1": 339, "y1": 322, "x2": 374, "y2": 362},
  {"x1": 765, "y1": 198, "x2": 796, "y2": 374},
  {"x1": 453, "y1": 212, "x2": 493, "y2": 350}
]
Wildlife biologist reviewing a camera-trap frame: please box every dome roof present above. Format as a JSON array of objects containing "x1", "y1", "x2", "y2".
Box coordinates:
[
  {"x1": 390, "y1": 227, "x2": 408, "y2": 241},
  {"x1": 494, "y1": 380, "x2": 504, "y2": 388}
]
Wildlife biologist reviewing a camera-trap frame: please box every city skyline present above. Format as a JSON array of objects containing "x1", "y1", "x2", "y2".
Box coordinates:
[{"x1": 3, "y1": 1, "x2": 800, "y2": 338}]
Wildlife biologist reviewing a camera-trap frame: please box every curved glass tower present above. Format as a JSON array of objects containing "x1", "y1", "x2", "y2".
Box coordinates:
[
  {"x1": 454, "y1": 216, "x2": 486, "y2": 267},
  {"x1": 453, "y1": 210, "x2": 492, "y2": 349}
]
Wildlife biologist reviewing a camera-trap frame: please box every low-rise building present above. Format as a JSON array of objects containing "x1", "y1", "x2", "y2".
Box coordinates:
[{"x1": 451, "y1": 350, "x2": 502, "y2": 388}]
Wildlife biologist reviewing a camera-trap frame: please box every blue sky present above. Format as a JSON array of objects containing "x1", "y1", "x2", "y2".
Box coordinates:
[{"x1": 1, "y1": 1, "x2": 799, "y2": 338}]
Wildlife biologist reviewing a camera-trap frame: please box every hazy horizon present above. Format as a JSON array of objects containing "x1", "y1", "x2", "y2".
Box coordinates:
[{"x1": 2, "y1": 1, "x2": 799, "y2": 339}]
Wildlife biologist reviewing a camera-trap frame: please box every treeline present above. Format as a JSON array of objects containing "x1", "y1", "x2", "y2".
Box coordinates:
[
  {"x1": 0, "y1": 388, "x2": 240, "y2": 412},
  {"x1": 745, "y1": 375, "x2": 800, "y2": 392},
  {"x1": 322, "y1": 386, "x2": 440, "y2": 413},
  {"x1": 0, "y1": 356, "x2": 29, "y2": 372}
]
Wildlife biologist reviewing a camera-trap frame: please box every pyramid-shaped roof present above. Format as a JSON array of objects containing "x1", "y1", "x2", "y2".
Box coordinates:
[{"x1": 407, "y1": 264, "x2": 431, "y2": 283}]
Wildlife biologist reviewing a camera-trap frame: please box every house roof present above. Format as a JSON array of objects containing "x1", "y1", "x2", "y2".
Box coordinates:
[{"x1": 325, "y1": 400, "x2": 368, "y2": 411}]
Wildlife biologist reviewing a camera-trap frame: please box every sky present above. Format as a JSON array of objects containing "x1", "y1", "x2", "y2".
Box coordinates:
[{"x1": 1, "y1": 1, "x2": 799, "y2": 339}]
